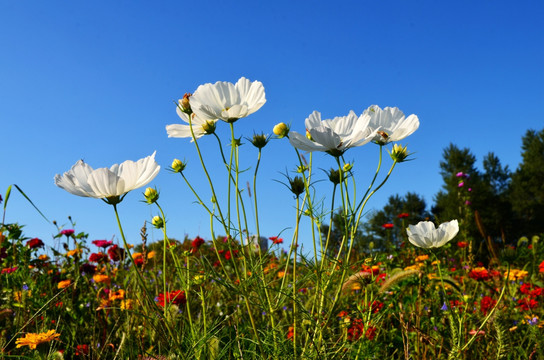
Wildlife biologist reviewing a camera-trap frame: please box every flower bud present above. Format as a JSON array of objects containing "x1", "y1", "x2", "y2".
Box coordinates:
[
  {"x1": 327, "y1": 168, "x2": 341, "y2": 185},
  {"x1": 343, "y1": 163, "x2": 353, "y2": 172},
  {"x1": 179, "y1": 93, "x2": 192, "y2": 114},
  {"x1": 251, "y1": 133, "x2": 269, "y2": 149},
  {"x1": 289, "y1": 176, "x2": 305, "y2": 197},
  {"x1": 273, "y1": 122, "x2": 290, "y2": 138},
  {"x1": 151, "y1": 215, "x2": 164, "y2": 229},
  {"x1": 144, "y1": 187, "x2": 159, "y2": 204},
  {"x1": 171, "y1": 159, "x2": 186, "y2": 173},
  {"x1": 202, "y1": 119, "x2": 216, "y2": 135},
  {"x1": 389, "y1": 144, "x2": 410, "y2": 162}
]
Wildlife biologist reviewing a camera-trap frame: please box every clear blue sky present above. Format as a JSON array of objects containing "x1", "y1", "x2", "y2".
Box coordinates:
[{"x1": 1, "y1": 1, "x2": 543, "y2": 252}]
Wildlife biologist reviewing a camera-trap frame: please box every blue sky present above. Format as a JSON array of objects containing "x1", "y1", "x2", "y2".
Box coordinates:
[{"x1": 1, "y1": 1, "x2": 543, "y2": 253}]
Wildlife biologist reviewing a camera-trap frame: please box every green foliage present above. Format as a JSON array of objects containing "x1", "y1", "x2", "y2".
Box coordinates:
[{"x1": 509, "y1": 128, "x2": 544, "y2": 236}]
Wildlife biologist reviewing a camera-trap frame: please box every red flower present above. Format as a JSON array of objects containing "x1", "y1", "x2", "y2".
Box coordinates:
[
  {"x1": 365, "y1": 326, "x2": 377, "y2": 340},
  {"x1": 364, "y1": 300, "x2": 384, "y2": 314},
  {"x1": 191, "y1": 236, "x2": 205, "y2": 252},
  {"x1": 382, "y1": 223, "x2": 394, "y2": 229},
  {"x1": 539, "y1": 261, "x2": 544, "y2": 273},
  {"x1": 89, "y1": 252, "x2": 109, "y2": 263},
  {"x1": 347, "y1": 318, "x2": 365, "y2": 341},
  {"x1": 107, "y1": 245, "x2": 125, "y2": 262},
  {"x1": 469, "y1": 267, "x2": 491, "y2": 281},
  {"x1": 1, "y1": 266, "x2": 18, "y2": 274},
  {"x1": 269, "y1": 236, "x2": 283, "y2": 244},
  {"x1": 27, "y1": 238, "x2": 44, "y2": 249},
  {"x1": 457, "y1": 241, "x2": 468, "y2": 248},
  {"x1": 92, "y1": 240, "x2": 113, "y2": 249},
  {"x1": 157, "y1": 290, "x2": 186, "y2": 307},
  {"x1": 480, "y1": 296, "x2": 497, "y2": 315},
  {"x1": 75, "y1": 344, "x2": 89, "y2": 356},
  {"x1": 287, "y1": 326, "x2": 294, "y2": 341},
  {"x1": 397, "y1": 212, "x2": 410, "y2": 219},
  {"x1": 518, "y1": 298, "x2": 538, "y2": 311},
  {"x1": 60, "y1": 229, "x2": 75, "y2": 236},
  {"x1": 79, "y1": 263, "x2": 97, "y2": 275}
]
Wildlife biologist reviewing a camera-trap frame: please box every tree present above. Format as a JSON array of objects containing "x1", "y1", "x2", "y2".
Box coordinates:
[
  {"x1": 509, "y1": 128, "x2": 544, "y2": 236},
  {"x1": 362, "y1": 192, "x2": 430, "y2": 251}
]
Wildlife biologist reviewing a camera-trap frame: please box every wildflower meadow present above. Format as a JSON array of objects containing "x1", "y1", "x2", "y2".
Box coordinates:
[{"x1": 1, "y1": 77, "x2": 543, "y2": 360}]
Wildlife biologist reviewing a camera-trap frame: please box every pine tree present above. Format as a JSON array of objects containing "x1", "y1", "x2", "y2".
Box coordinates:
[{"x1": 509, "y1": 128, "x2": 544, "y2": 236}]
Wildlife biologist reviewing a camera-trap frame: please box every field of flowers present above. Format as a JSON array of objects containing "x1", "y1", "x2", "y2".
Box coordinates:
[{"x1": 1, "y1": 78, "x2": 543, "y2": 359}]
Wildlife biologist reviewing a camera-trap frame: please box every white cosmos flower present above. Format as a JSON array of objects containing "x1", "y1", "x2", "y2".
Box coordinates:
[
  {"x1": 166, "y1": 105, "x2": 217, "y2": 141},
  {"x1": 406, "y1": 220, "x2": 459, "y2": 249},
  {"x1": 363, "y1": 105, "x2": 419, "y2": 145},
  {"x1": 288, "y1": 110, "x2": 378, "y2": 157},
  {"x1": 54, "y1": 152, "x2": 160, "y2": 204},
  {"x1": 189, "y1": 77, "x2": 266, "y2": 123}
]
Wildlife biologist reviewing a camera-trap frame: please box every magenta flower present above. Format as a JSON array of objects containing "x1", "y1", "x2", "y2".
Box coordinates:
[
  {"x1": 456, "y1": 172, "x2": 464, "y2": 177},
  {"x1": 92, "y1": 240, "x2": 113, "y2": 249},
  {"x1": 60, "y1": 229, "x2": 75, "y2": 237},
  {"x1": 458, "y1": 182, "x2": 464, "y2": 187}
]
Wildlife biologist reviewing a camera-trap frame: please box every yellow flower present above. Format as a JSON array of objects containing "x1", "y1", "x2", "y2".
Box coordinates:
[
  {"x1": 415, "y1": 254, "x2": 429, "y2": 262},
  {"x1": 404, "y1": 263, "x2": 424, "y2": 271},
  {"x1": 506, "y1": 269, "x2": 529, "y2": 281},
  {"x1": 147, "y1": 251, "x2": 156, "y2": 259},
  {"x1": 431, "y1": 260, "x2": 441, "y2": 265},
  {"x1": 16, "y1": 330, "x2": 60, "y2": 349},
  {"x1": 132, "y1": 252, "x2": 144, "y2": 260},
  {"x1": 277, "y1": 271, "x2": 286, "y2": 278},
  {"x1": 120, "y1": 299, "x2": 133, "y2": 310},
  {"x1": 93, "y1": 274, "x2": 111, "y2": 284},
  {"x1": 57, "y1": 280, "x2": 71, "y2": 289},
  {"x1": 38, "y1": 254, "x2": 49, "y2": 261},
  {"x1": 273, "y1": 122, "x2": 289, "y2": 138}
]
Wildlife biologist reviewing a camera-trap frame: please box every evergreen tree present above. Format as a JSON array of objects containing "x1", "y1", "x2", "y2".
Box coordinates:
[
  {"x1": 362, "y1": 192, "x2": 430, "y2": 251},
  {"x1": 509, "y1": 128, "x2": 544, "y2": 236}
]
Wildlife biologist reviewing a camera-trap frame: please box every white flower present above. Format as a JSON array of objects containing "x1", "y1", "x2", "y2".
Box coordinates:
[
  {"x1": 288, "y1": 110, "x2": 378, "y2": 157},
  {"x1": 363, "y1": 105, "x2": 419, "y2": 144},
  {"x1": 189, "y1": 77, "x2": 266, "y2": 123},
  {"x1": 55, "y1": 152, "x2": 160, "y2": 204},
  {"x1": 406, "y1": 220, "x2": 459, "y2": 249},
  {"x1": 166, "y1": 105, "x2": 217, "y2": 141}
]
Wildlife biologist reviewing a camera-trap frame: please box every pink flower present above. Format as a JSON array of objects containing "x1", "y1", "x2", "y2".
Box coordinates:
[
  {"x1": 92, "y1": 240, "x2": 113, "y2": 249},
  {"x1": 60, "y1": 229, "x2": 75, "y2": 237},
  {"x1": 456, "y1": 172, "x2": 464, "y2": 177},
  {"x1": 458, "y1": 182, "x2": 464, "y2": 187}
]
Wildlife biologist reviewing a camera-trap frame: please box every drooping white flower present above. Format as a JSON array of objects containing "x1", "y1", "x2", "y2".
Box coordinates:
[
  {"x1": 189, "y1": 77, "x2": 266, "y2": 123},
  {"x1": 54, "y1": 152, "x2": 160, "y2": 204},
  {"x1": 166, "y1": 104, "x2": 218, "y2": 141},
  {"x1": 288, "y1": 110, "x2": 378, "y2": 157},
  {"x1": 406, "y1": 220, "x2": 459, "y2": 249},
  {"x1": 363, "y1": 105, "x2": 419, "y2": 145}
]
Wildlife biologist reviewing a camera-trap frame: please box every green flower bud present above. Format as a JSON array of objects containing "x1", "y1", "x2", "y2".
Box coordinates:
[
  {"x1": 289, "y1": 176, "x2": 305, "y2": 197},
  {"x1": 151, "y1": 215, "x2": 164, "y2": 229},
  {"x1": 389, "y1": 144, "x2": 410, "y2": 162},
  {"x1": 251, "y1": 133, "x2": 269, "y2": 149},
  {"x1": 171, "y1": 159, "x2": 187, "y2": 173},
  {"x1": 144, "y1": 187, "x2": 159, "y2": 204}
]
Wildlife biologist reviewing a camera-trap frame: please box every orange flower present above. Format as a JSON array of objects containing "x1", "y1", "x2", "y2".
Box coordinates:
[
  {"x1": 415, "y1": 254, "x2": 429, "y2": 262},
  {"x1": 57, "y1": 280, "x2": 71, "y2": 289},
  {"x1": 16, "y1": 330, "x2": 60, "y2": 349},
  {"x1": 93, "y1": 274, "x2": 111, "y2": 284},
  {"x1": 66, "y1": 249, "x2": 82, "y2": 257},
  {"x1": 109, "y1": 289, "x2": 125, "y2": 301}
]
